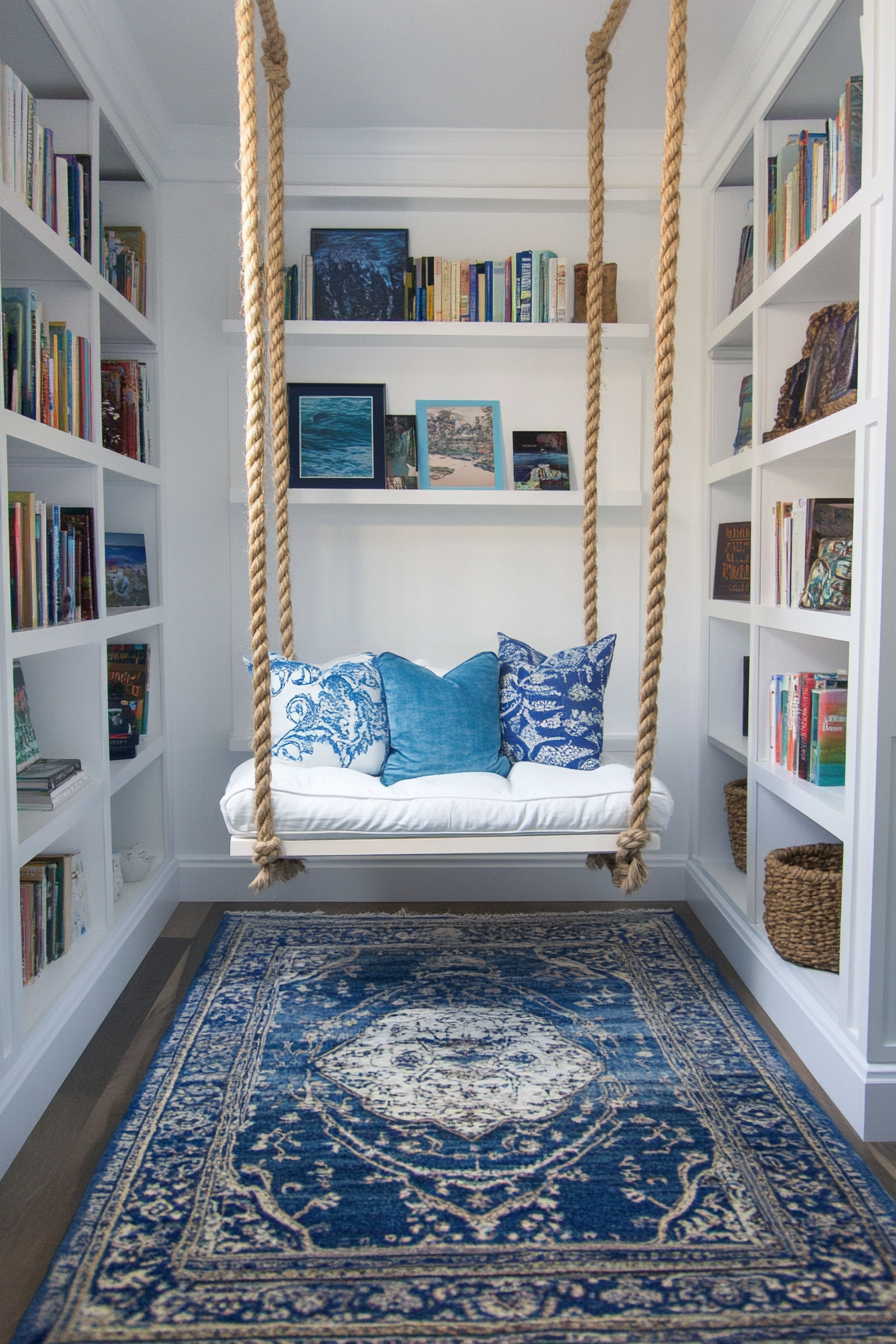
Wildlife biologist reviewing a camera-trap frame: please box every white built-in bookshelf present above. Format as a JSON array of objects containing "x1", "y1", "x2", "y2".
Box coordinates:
[
  {"x1": 0, "y1": 0, "x2": 170, "y2": 1158},
  {"x1": 691, "y1": 0, "x2": 896, "y2": 1138}
]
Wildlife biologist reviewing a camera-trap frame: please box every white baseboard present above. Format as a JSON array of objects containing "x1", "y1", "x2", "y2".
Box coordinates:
[
  {"x1": 686, "y1": 862, "x2": 896, "y2": 1142},
  {"x1": 0, "y1": 860, "x2": 180, "y2": 1180},
  {"x1": 177, "y1": 852, "x2": 688, "y2": 904}
]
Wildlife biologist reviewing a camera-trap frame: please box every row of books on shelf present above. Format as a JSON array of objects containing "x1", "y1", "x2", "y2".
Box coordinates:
[
  {"x1": 285, "y1": 230, "x2": 617, "y2": 324},
  {"x1": 20, "y1": 851, "x2": 87, "y2": 985},
  {"x1": 772, "y1": 497, "x2": 852, "y2": 611},
  {"x1": 100, "y1": 218, "x2": 147, "y2": 316},
  {"x1": 101, "y1": 359, "x2": 151, "y2": 461},
  {"x1": 2, "y1": 288, "x2": 92, "y2": 437},
  {"x1": 767, "y1": 76, "x2": 862, "y2": 276},
  {"x1": 1, "y1": 59, "x2": 92, "y2": 259},
  {"x1": 108, "y1": 642, "x2": 150, "y2": 760},
  {"x1": 8, "y1": 492, "x2": 151, "y2": 628},
  {"x1": 769, "y1": 670, "x2": 847, "y2": 787}
]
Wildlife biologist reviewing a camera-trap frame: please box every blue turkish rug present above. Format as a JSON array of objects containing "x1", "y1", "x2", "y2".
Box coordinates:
[{"x1": 14, "y1": 910, "x2": 896, "y2": 1343}]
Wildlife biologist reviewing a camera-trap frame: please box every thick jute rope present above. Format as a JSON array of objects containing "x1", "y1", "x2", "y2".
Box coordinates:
[
  {"x1": 236, "y1": 0, "x2": 304, "y2": 889},
  {"x1": 589, "y1": 0, "x2": 688, "y2": 892},
  {"x1": 583, "y1": 0, "x2": 632, "y2": 645}
]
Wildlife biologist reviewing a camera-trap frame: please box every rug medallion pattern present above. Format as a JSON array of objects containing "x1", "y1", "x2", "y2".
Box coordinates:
[{"x1": 15, "y1": 911, "x2": 896, "y2": 1342}]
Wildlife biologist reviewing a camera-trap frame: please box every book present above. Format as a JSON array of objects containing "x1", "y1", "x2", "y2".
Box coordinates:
[
  {"x1": 742, "y1": 656, "x2": 750, "y2": 738},
  {"x1": 19, "y1": 851, "x2": 85, "y2": 983},
  {"x1": 102, "y1": 225, "x2": 146, "y2": 314},
  {"x1": 712, "y1": 522, "x2": 751, "y2": 600},
  {"x1": 572, "y1": 262, "x2": 617, "y2": 323},
  {"x1": 107, "y1": 643, "x2": 151, "y2": 735},
  {"x1": 733, "y1": 375, "x2": 752, "y2": 453},
  {"x1": 511, "y1": 431, "x2": 570, "y2": 491},
  {"x1": 730, "y1": 220, "x2": 754, "y2": 312},
  {"x1": 17, "y1": 768, "x2": 89, "y2": 809},
  {"x1": 59, "y1": 507, "x2": 97, "y2": 620},
  {"x1": 15, "y1": 757, "x2": 81, "y2": 791},
  {"x1": 809, "y1": 686, "x2": 848, "y2": 786},
  {"x1": 105, "y1": 532, "x2": 150, "y2": 609},
  {"x1": 108, "y1": 701, "x2": 139, "y2": 760},
  {"x1": 101, "y1": 360, "x2": 150, "y2": 462},
  {"x1": 13, "y1": 659, "x2": 40, "y2": 770},
  {"x1": 384, "y1": 415, "x2": 418, "y2": 490}
]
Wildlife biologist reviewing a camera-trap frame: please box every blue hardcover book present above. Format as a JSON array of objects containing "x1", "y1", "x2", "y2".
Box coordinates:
[
  {"x1": 517, "y1": 251, "x2": 533, "y2": 322},
  {"x1": 468, "y1": 263, "x2": 479, "y2": 323},
  {"x1": 484, "y1": 261, "x2": 493, "y2": 321},
  {"x1": 531, "y1": 252, "x2": 541, "y2": 323}
]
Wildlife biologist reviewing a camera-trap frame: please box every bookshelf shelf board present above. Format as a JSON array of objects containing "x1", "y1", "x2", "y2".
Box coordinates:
[
  {"x1": 752, "y1": 604, "x2": 854, "y2": 640},
  {"x1": 708, "y1": 302, "x2": 753, "y2": 357},
  {"x1": 9, "y1": 619, "x2": 105, "y2": 657},
  {"x1": 691, "y1": 856, "x2": 750, "y2": 912},
  {"x1": 222, "y1": 319, "x2": 650, "y2": 349},
  {"x1": 22, "y1": 925, "x2": 105, "y2": 1038},
  {"x1": 708, "y1": 454, "x2": 752, "y2": 485},
  {"x1": 708, "y1": 732, "x2": 749, "y2": 766},
  {"x1": 102, "y1": 454, "x2": 160, "y2": 486},
  {"x1": 758, "y1": 190, "x2": 862, "y2": 310},
  {"x1": 275, "y1": 184, "x2": 656, "y2": 213},
  {"x1": 105, "y1": 605, "x2": 164, "y2": 638},
  {"x1": 754, "y1": 762, "x2": 848, "y2": 839},
  {"x1": 99, "y1": 287, "x2": 156, "y2": 346},
  {"x1": 109, "y1": 734, "x2": 165, "y2": 795},
  {"x1": 229, "y1": 487, "x2": 642, "y2": 509},
  {"x1": 706, "y1": 599, "x2": 752, "y2": 624},
  {"x1": 0, "y1": 184, "x2": 95, "y2": 288},
  {"x1": 754, "y1": 403, "x2": 859, "y2": 467},
  {"x1": 4, "y1": 414, "x2": 98, "y2": 464},
  {"x1": 16, "y1": 781, "x2": 103, "y2": 867}
]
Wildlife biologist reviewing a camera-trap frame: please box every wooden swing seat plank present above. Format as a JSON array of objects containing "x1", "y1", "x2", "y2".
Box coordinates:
[{"x1": 229, "y1": 832, "x2": 661, "y2": 859}]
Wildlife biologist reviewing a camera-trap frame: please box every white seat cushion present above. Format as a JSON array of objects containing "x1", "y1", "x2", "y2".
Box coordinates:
[{"x1": 220, "y1": 758, "x2": 674, "y2": 838}]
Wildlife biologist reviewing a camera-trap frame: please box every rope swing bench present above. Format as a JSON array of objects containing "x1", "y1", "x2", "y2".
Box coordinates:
[{"x1": 228, "y1": 0, "x2": 687, "y2": 893}]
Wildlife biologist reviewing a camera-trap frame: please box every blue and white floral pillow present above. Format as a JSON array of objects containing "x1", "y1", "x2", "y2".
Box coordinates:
[
  {"x1": 498, "y1": 631, "x2": 616, "y2": 770},
  {"x1": 247, "y1": 652, "x2": 389, "y2": 774}
]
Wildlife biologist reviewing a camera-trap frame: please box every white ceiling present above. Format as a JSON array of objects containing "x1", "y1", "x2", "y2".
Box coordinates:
[{"x1": 112, "y1": 0, "x2": 756, "y2": 134}]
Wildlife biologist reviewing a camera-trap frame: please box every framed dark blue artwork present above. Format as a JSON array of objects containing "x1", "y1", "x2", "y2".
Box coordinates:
[
  {"x1": 288, "y1": 383, "x2": 386, "y2": 489},
  {"x1": 311, "y1": 228, "x2": 409, "y2": 322}
]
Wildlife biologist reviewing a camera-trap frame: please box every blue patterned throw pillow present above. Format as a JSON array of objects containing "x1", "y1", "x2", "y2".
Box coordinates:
[
  {"x1": 498, "y1": 631, "x2": 616, "y2": 770},
  {"x1": 377, "y1": 651, "x2": 511, "y2": 786},
  {"x1": 247, "y1": 653, "x2": 389, "y2": 774}
]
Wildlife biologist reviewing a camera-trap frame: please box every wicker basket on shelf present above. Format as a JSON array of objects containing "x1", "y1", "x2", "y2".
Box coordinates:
[
  {"x1": 763, "y1": 843, "x2": 843, "y2": 972},
  {"x1": 723, "y1": 778, "x2": 748, "y2": 872}
]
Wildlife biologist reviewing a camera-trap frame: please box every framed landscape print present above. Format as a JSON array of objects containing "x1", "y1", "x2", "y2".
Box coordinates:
[
  {"x1": 311, "y1": 228, "x2": 409, "y2": 322},
  {"x1": 416, "y1": 401, "x2": 504, "y2": 490},
  {"x1": 288, "y1": 383, "x2": 386, "y2": 489},
  {"x1": 385, "y1": 414, "x2": 418, "y2": 489},
  {"x1": 511, "y1": 430, "x2": 570, "y2": 490}
]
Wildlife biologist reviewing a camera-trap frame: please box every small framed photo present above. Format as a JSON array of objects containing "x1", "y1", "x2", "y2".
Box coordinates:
[
  {"x1": 416, "y1": 400, "x2": 504, "y2": 490},
  {"x1": 385, "y1": 414, "x2": 418, "y2": 489},
  {"x1": 511, "y1": 430, "x2": 570, "y2": 490},
  {"x1": 311, "y1": 228, "x2": 409, "y2": 322},
  {"x1": 288, "y1": 383, "x2": 386, "y2": 489}
]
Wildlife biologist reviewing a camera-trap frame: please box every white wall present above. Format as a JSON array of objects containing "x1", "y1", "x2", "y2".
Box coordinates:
[{"x1": 159, "y1": 167, "x2": 704, "y2": 895}]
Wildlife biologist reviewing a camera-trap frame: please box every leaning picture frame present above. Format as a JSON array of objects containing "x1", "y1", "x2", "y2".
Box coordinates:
[
  {"x1": 416, "y1": 400, "x2": 504, "y2": 490},
  {"x1": 288, "y1": 383, "x2": 386, "y2": 489},
  {"x1": 311, "y1": 228, "x2": 409, "y2": 322}
]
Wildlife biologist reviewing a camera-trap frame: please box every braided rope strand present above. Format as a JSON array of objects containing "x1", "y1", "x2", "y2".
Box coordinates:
[
  {"x1": 610, "y1": 0, "x2": 688, "y2": 893},
  {"x1": 583, "y1": 0, "x2": 632, "y2": 645}
]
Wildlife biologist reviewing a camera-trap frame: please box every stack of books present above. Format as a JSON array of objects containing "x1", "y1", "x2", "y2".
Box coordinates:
[
  {"x1": 19, "y1": 852, "x2": 87, "y2": 983},
  {"x1": 101, "y1": 224, "x2": 146, "y2": 314},
  {"x1": 2, "y1": 288, "x2": 92, "y2": 436},
  {"x1": 769, "y1": 671, "x2": 847, "y2": 786},
  {"x1": 8, "y1": 494, "x2": 97, "y2": 628},
  {"x1": 767, "y1": 75, "x2": 862, "y2": 275},
  {"x1": 404, "y1": 252, "x2": 569, "y2": 323},
  {"x1": 0, "y1": 61, "x2": 91, "y2": 258},
  {"x1": 16, "y1": 758, "x2": 89, "y2": 810},
  {"x1": 283, "y1": 258, "x2": 313, "y2": 320},
  {"x1": 101, "y1": 359, "x2": 151, "y2": 461},
  {"x1": 771, "y1": 497, "x2": 852, "y2": 611}
]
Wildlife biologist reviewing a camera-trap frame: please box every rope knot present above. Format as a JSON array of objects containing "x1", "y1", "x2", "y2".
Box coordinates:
[{"x1": 261, "y1": 32, "x2": 290, "y2": 91}]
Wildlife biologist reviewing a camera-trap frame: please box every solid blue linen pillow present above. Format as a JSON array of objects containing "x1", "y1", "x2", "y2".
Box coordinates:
[
  {"x1": 498, "y1": 631, "x2": 616, "y2": 770},
  {"x1": 377, "y1": 652, "x2": 511, "y2": 786}
]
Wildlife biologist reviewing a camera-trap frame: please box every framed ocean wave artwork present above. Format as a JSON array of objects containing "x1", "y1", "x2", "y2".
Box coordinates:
[
  {"x1": 311, "y1": 228, "x2": 408, "y2": 322},
  {"x1": 288, "y1": 383, "x2": 386, "y2": 489},
  {"x1": 416, "y1": 400, "x2": 504, "y2": 490}
]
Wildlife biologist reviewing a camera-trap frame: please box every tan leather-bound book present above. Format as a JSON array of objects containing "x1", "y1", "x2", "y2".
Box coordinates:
[{"x1": 572, "y1": 262, "x2": 617, "y2": 323}]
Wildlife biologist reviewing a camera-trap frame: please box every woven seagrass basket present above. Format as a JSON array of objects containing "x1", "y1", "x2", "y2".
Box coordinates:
[
  {"x1": 763, "y1": 843, "x2": 843, "y2": 972},
  {"x1": 723, "y1": 778, "x2": 748, "y2": 872}
]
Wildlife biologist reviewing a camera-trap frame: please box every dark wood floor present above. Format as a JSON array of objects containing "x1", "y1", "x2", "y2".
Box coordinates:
[{"x1": 1, "y1": 899, "x2": 894, "y2": 1344}]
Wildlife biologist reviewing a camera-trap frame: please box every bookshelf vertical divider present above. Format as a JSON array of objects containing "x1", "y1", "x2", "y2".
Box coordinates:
[
  {"x1": 692, "y1": 0, "x2": 896, "y2": 1138},
  {"x1": 0, "y1": 4, "x2": 172, "y2": 1174}
]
